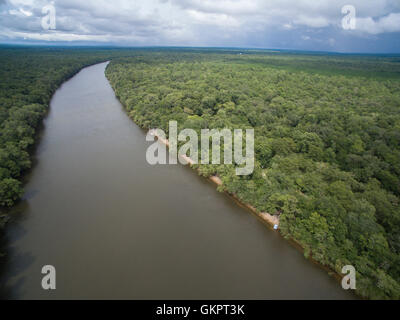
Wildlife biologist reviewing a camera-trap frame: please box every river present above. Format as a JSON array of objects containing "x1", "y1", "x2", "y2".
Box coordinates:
[{"x1": 0, "y1": 62, "x2": 355, "y2": 299}]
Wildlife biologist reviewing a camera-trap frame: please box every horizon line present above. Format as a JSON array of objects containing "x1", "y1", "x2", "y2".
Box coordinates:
[{"x1": 1, "y1": 42, "x2": 400, "y2": 56}]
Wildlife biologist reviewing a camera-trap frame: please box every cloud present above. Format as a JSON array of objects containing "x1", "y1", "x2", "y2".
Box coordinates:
[
  {"x1": 186, "y1": 9, "x2": 240, "y2": 28},
  {"x1": 356, "y1": 13, "x2": 400, "y2": 34},
  {"x1": 0, "y1": 0, "x2": 399, "y2": 52},
  {"x1": 294, "y1": 15, "x2": 330, "y2": 28},
  {"x1": 9, "y1": 7, "x2": 32, "y2": 16}
]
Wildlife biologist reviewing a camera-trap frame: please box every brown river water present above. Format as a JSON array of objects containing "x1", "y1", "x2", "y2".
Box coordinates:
[{"x1": 0, "y1": 62, "x2": 355, "y2": 299}]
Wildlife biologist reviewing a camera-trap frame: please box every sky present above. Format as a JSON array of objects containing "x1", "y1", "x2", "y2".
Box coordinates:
[{"x1": 0, "y1": 0, "x2": 400, "y2": 53}]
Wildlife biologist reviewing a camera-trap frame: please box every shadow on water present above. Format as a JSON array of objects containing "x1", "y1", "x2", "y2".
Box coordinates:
[
  {"x1": 0, "y1": 80, "x2": 53, "y2": 298},
  {"x1": 0, "y1": 201, "x2": 36, "y2": 299},
  {"x1": 0, "y1": 199, "x2": 35, "y2": 299}
]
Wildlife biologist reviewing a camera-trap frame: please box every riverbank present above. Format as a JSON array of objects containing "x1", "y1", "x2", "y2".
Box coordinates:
[
  {"x1": 148, "y1": 129, "x2": 280, "y2": 229},
  {"x1": 0, "y1": 58, "x2": 111, "y2": 210},
  {"x1": 129, "y1": 92, "x2": 363, "y2": 298},
  {"x1": 0, "y1": 59, "x2": 113, "y2": 259},
  {"x1": 147, "y1": 129, "x2": 354, "y2": 293}
]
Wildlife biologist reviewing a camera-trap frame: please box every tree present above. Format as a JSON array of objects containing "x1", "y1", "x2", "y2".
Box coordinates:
[{"x1": 0, "y1": 178, "x2": 23, "y2": 207}]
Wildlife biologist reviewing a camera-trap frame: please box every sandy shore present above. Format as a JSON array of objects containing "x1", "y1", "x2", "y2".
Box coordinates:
[{"x1": 149, "y1": 130, "x2": 280, "y2": 229}]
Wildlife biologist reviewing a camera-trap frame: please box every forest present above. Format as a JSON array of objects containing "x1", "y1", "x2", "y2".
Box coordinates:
[
  {"x1": 1, "y1": 46, "x2": 400, "y2": 299},
  {"x1": 105, "y1": 50, "x2": 400, "y2": 299}
]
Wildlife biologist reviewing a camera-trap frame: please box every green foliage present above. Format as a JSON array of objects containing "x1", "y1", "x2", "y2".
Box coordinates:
[
  {"x1": 0, "y1": 178, "x2": 23, "y2": 207},
  {"x1": 105, "y1": 51, "x2": 400, "y2": 299}
]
